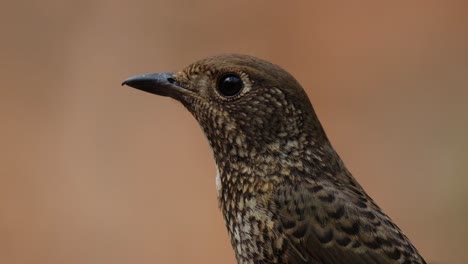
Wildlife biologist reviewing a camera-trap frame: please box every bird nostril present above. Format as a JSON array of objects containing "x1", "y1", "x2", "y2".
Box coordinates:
[{"x1": 167, "y1": 77, "x2": 175, "y2": 84}]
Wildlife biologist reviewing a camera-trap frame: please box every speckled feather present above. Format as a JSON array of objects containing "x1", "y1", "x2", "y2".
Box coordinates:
[{"x1": 130, "y1": 54, "x2": 426, "y2": 264}]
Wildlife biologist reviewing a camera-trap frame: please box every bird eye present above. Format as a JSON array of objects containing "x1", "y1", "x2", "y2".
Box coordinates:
[{"x1": 217, "y1": 74, "x2": 244, "y2": 97}]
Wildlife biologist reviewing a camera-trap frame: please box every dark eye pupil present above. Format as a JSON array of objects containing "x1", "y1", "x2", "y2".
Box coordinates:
[{"x1": 217, "y1": 74, "x2": 243, "y2": 97}]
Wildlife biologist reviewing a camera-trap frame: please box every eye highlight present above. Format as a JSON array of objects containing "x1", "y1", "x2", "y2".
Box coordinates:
[{"x1": 217, "y1": 74, "x2": 244, "y2": 97}]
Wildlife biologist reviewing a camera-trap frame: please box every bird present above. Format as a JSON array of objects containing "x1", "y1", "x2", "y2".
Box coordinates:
[{"x1": 122, "y1": 54, "x2": 426, "y2": 264}]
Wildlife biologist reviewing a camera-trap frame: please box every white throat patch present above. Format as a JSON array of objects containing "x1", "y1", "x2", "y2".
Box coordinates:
[{"x1": 215, "y1": 165, "x2": 222, "y2": 196}]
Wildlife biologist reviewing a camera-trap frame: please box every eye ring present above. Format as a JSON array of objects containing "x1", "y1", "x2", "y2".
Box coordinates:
[{"x1": 216, "y1": 73, "x2": 244, "y2": 97}]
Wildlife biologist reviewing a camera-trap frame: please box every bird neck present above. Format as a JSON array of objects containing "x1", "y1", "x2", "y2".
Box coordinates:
[{"x1": 211, "y1": 129, "x2": 345, "y2": 207}]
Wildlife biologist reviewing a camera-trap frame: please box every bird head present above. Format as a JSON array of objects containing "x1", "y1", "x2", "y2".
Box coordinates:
[{"x1": 123, "y1": 54, "x2": 327, "y2": 164}]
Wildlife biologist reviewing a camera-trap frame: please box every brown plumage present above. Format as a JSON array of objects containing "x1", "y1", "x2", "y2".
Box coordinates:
[{"x1": 123, "y1": 54, "x2": 426, "y2": 264}]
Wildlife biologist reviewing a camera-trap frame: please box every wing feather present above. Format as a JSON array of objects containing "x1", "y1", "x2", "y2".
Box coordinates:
[{"x1": 273, "y1": 179, "x2": 426, "y2": 264}]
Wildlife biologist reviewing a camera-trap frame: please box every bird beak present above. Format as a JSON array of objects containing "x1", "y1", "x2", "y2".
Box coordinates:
[{"x1": 122, "y1": 72, "x2": 185, "y2": 99}]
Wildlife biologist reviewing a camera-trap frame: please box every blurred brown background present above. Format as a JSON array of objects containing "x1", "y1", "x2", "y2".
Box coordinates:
[{"x1": 1, "y1": 0, "x2": 467, "y2": 263}]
